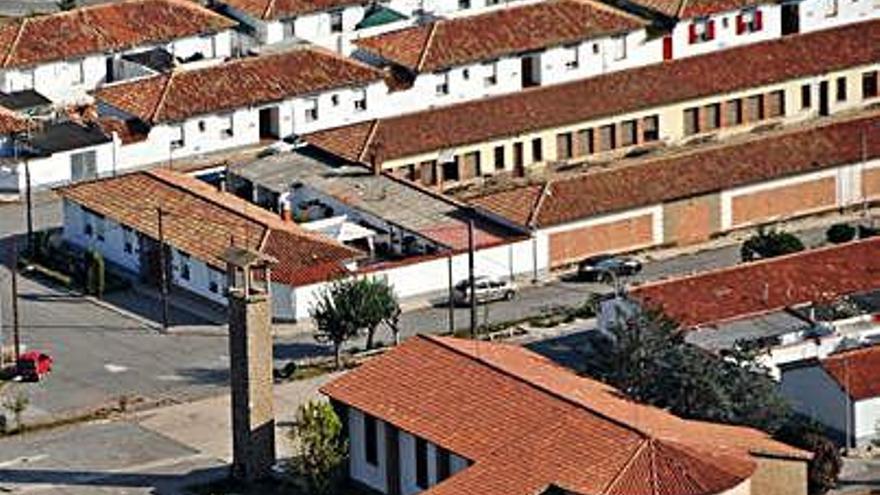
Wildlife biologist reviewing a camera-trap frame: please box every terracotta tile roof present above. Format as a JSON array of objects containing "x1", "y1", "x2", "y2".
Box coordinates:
[
  {"x1": 323, "y1": 335, "x2": 808, "y2": 495},
  {"x1": 470, "y1": 113, "x2": 880, "y2": 229},
  {"x1": 57, "y1": 168, "x2": 359, "y2": 287},
  {"x1": 93, "y1": 48, "x2": 382, "y2": 124},
  {"x1": 307, "y1": 19, "x2": 880, "y2": 166},
  {"x1": 821, "y1": 345, "x2": 880, "y2": 401},
  {"x1": 0, "y1": 106, "x2": 29, "y2": 134},
  {"x1": 218, "y1": 0, "x2": 366, "y2": 20},
  {"x1": 632, "y1": 237, "x2": 880, "y2": 328},
  {"x1": 621, "y1": 0, "x2": 766, "y2": 18},
  {"x1": 96, "y1": 117, "x2": 149, "y2": 145},
  {"x1": 0, "y1": 0, "x2": 236, "y2": 69},
  {"x1": 354, "y1": 0, "x2": 644, "y2": 72}
]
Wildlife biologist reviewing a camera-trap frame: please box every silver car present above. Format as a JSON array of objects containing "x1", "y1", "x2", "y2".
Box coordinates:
[{"x1": 453, "y1": 276, "x2": 517, "y2": 305}]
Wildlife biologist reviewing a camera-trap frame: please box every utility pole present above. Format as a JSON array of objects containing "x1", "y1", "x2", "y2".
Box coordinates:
[
  {"x1": 468, "y1": 219, "x2": 476, "y2": 338},
  {"x1": 24, "y1": 161, "x2": 33, "y2": 257},
  {"x1": 447, "y1": 256, "x2": 455, "y2": 334},
  {"x1": 156, "y1": 207, "x2": 170, "y2": 331},
  {"x1": 9, "y1": 238, "x2": 20, "y2": 363}
]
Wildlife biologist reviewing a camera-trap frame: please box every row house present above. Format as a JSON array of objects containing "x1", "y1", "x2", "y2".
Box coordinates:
[
  {"x1": 468, "y1": 112, "x2": 880, "y2": 269},
  {"x1": 322, "y1": 334, "x2": 811, "y2": 495},
  {"x1": 57, "y1": 168, "x2": 361, "y2": 314},
  {"x1": 305, "y1": 19, "x2": 880, "y2": 190},
  {"x1": 0, "y1": 0, "x2": 236, "y2": 104},
  {"x1": 353, "y1": 0, "x2": 659, "y2": 112},
  {"x1": 90, "y1": 48, "x2": 385, "y2": 175}
]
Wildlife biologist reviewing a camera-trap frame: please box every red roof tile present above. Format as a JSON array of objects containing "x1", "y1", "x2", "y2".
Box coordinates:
[
  {"x1": 93, "y1": 48, "x2": 382, "y2": 124},
  {"x1": 219, "y1": 0, "x2": 365, "y2": 19},
  {"x1": 323, "y1": 335, "x2": 808, "y2": 495},
  {"x1": 355, "y1": 0, "x2": 643, "y2": 72},
  {"x1": 0, "y1": 0, "x2": 235, "y2": 68},
  {"x1": 470, "y1": 113, "x2": 880, "y2": 228},
  {"x1": 57, "y1": 168, "x2": 360, "y2": 287},
  {"x1": 306, "y1": 19, "x2": 880, "y2": 165},
  {"x1": 633, "y1": 237, "x2": 880, "y2": 328},
  {"x1": 623, "y1": 0, "x2": 766, "y2": 18},
  {"x1": 0, "y1": 106, "x2": 29, "y2": 134},
  {"x1": 822, "y1": 345, "x2": 880, "y2": 401}
]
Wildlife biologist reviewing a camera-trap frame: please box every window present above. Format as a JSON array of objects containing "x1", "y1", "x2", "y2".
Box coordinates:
[
  {"x1": 73, "y1": 60, "x2": 85, "y2": 84},
  {"x1": 863, "y1": 71, "x2": 879, "y2": 99},
  {"x1": 463, "y1": 151, "x2": 481, "y2": 178},
  {"x1": 556, "y1": 132, "x2": 573, "y2": 159},
  {"x1": 71, "y1": 150, "x2": 97, "y2": 182},
  {"x1": 592, "y1": 43, "x2": 600, "y2": 54},
  {"x1": 415, "y1": 438, "x2": 429, "y2": 489},
  {"x1": 736, "y1": 8, "x2": 762, "y2": 34},
  {"x1": 704, "y1": 103, "x2": 721, "y2": 131},
  {"x1": 531, "y1": 138, "x2": 543, "y2": 162},
  {"x1": 836, "y1": 77, "x2": 847, "y2": 102},
  {"x1": 824, "y1": 0, "x2": 838, "y2": 17},
  {"x1": 746, "y1": 94, "x2": 764, "y2": 121},
  {"x1": 305, "y1": 98, "x2": 318, "y2": 122},
  {"x1": 493, "y1": 146, "x2": 505, "y2": 170},
  {"x1": 462, "y1": 68, "x2": 470, "y2": 80},
  {"x1": 208, "y1": 269, "x2": 221, "y2": 294},
  {"x1": 330, "y1": 10, "x2": 343, "y2": 33},
  {"x1": 612, "y1": 35, "x2": 627, "y2": 60},
  {"x1": 331, "y1": 94, "x2": 340, "y2": 106},
  {"x1": 458, "y1": 0, "x2": 470, "y2": 8},
  {"x1": 642, "y1": 115, "x2": 659, "y2": 142},
  {"x1": 436, "y1": 447, "x2": 451, "y2": 482},
  {"x1": 598, "y1": 124, "x2": 616, "y2": 151},
  {"x1": 689, "y1": 18, "x2": 715, "y2": 43},
  {"x1": 436, "y1": 71, "x2": 450, "y2": 95},
  {"x1": 94, "y1": 214, "x2": 106, "y2": 242},
  {"x1": 170, "y1": 125, "x2": 184, "y2": 149},
  {"x1": 364, "y1": 414, "x2": 378, "y2": 466},
  {"x1": 767, "y1": 90, "x2": 785, "y2": 118},
  {"x1": 683, "y1": 107, "x2": 700, "y2": 135},
  {"x1": 123, "y1": 226, "x2": 134, "y2": 254},
  {"x1": 620, "y1": 120, "x2": 637, "y2": 147},
  {"x1": 198, "y1": 121, "x2": 206, "y2": 132},
  {"x1": 354, "y1": 88, "x2": 367, "y2": 111},
  {"x1": 179, "y1": 253, "x2": 191, "y2": 281},
  {"x1": 563, "y1": 44, "x2": 579, "y2": 70},
  {"x1": 219, "y1": 114, "x2": 234, "y2": 138},
  {"x1": 483, "y1": 61, "x2": 498, "y2": 86},
  {"x1": 801, "y1": 84, "x2": 812, "y2": 109},
  {"x1": 283, "y1": 19, "x2": 296, "y2": 39},
  {"x1": 576, "y1": 128, "x2": 594, "y2": 155},
  {"x1": 727, "y1": 99, "x2": 743, "y2": 125},
  {"x1": 442, "y1": 160, "x2": 459, "y2": 182}
]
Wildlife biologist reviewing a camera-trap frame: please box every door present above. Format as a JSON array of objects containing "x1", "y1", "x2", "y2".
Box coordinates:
[
  {"x1": 513, "y1": 142, "x2": 524, "y2": 177},
  {"x1": 819, "y1": 80, "x2": 830, "y2": 116},
  {"x1": 258, "y1": 107, "x2": 280, "y2": 139},
  {"x1": 662, "y1": 35, "x2": 673, "y2": 61},
  {"x1": 520, "y1": 54, "x2": 540, "y2": 88},
  {"x1": 781, "y1": 2, "x2": 800, "y2": 35}
]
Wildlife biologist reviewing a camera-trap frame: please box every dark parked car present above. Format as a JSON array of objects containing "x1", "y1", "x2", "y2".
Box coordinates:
[{"x1": 577, "y1": 254, "x2": 642, "y2": 282}]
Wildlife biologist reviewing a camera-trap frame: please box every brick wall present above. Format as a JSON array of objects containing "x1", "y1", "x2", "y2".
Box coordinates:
[
  {"x1": 663, "y1": 193, "x2": 720, "y2": 245},
  {"x1": 548, "y1": 214, "x2": 654, "y2": 266},
  {"x1": 731, "y1": 177, "x2": 836, "y2": 227},
  {"x1": 749, "y1": 456, "x2": 808, "y2": 495}
]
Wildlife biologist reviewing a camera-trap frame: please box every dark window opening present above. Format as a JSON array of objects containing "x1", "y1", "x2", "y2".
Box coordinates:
[
  {"x1": 415, "y1": 438, "x2": 429, "y2": 489},
  {"x1": 364, "y1": 414, "x2": 378, "y2": 466}
]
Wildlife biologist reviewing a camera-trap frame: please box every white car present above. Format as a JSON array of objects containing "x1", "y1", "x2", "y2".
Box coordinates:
[{"x1": 453, "y1": 276, "x2": 517, "y2": 305}]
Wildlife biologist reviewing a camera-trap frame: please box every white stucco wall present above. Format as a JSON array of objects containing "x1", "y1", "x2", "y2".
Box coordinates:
[
  {"x1": 170, "y1": 247, "x2": 228, "y2": 304},
  {"x1": 854, "y1": 396, "x2": 880, "y2": 445},
  {"x1": 671, "y1": 4, "x2": 782, "y2": 59},
  {"x1": 21, "y1": 140, "x2": 117, "y2": 192},
  {"x1": 798, "y1": 0, "x2": 880, "y2": 33},
  {"x1": 62, "y1": 199, "x2": 142, "y2": 274}
]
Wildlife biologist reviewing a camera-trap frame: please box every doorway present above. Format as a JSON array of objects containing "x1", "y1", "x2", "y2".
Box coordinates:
[
  {"x1": 258, "y1": 107, "x2": 280, "y2": 139},
  {"x1": 662, "y1": 36, "x2": 673, "y2": 61},
  {"x1": 781, "y1": 2, "x2": 800, "y2": 35},
  {"x1": 819, "y1": 80, "x2": 830, "y2": 117},
  {"x1": 513, "y1": 142, "x2": 524, "y2": 177},
  {"x1": 521, "y1": 54, "x2": 540, "y2": 88}
]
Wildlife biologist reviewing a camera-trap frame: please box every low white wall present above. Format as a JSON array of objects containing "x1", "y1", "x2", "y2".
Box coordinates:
[{"x1": 855, "y1": 396, "x2": 880, "y2": 445}]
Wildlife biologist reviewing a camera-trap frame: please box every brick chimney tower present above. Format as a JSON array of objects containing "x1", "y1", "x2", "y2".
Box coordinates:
[{"x1": 223, "y1": 246, "x2": 277, "y2": 482}]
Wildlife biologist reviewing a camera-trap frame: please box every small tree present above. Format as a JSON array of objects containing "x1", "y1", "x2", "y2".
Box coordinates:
[
  {"x1": 288, "y1": 401, "x2": 348, "y2": 495},
  {"x1": 741, "y1": 227, "x2": 805, "y2": 262},
  {"x1": 85, "y1": 249, "x2": 105, "y2": 297},
  {"x1": 311, "y1": 281, "x2": 360, "y2": 369},
  {"x1": 826, "y1": 223, "x2": 856, "y2": 244},
  {"x1": 2, "y1": 389, "x2": 30, "y2": 433},
  {"x1": 354, "y1": 278, "x2": 400, "y2": 349}
]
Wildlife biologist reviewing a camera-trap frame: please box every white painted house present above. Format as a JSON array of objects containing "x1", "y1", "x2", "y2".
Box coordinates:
[
  {"x1": 780, "y1": 345, "x2": 880, "y2": 447},
  {"x1": 353, "y1": 0, "x2": 661, "y2": 113},
  {"x1": 0, "y1": 0, "x2": 237, "y2": 104},
  {"x1": 322, "y1": 334, "x2": 811, "y2": 495},
  {"x1": 91, "y1": 48, "x2": 385, "y2": 172}
]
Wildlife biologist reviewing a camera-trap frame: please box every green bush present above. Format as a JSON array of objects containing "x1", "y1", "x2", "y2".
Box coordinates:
[
  {"x1": 741, "y1": 228, "x2": 805, "y2": 262},
  {"x1": 825, "y1": 223, "x2": 856, "y2": 244},
  {"x1": 85, "y1": 250, "x2": 106, "y2": 297},
  {"x1": 858, "y1": 224, "x2": 880, "y2": 239}
]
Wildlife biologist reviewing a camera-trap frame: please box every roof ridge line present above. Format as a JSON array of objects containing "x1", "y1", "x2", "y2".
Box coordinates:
[
  {"x1": 416, "y1": 22, "x2": 439, "y2": 72},
  {"x1": 527, "y1": 182, "x2": 552, "y2": 229},
  {"x1": 262, "y1": 0, "x2": 278, "y2": 19},
  {"x1": 570, "y1": 0, "x2": 650, "y2": 25},
  {"x1": 2, "y1": 18, "x2": 27, "y2": 69},
  {"x1": 419, "y1": 335, "x2": 655, "y2": 439},
  {"x1": 357, "y1": 119, "x2": 380, "y2": 163},
  {"x1": 600, "y1": 437, "x2": 650, "y2": 495},
  {"x1": 149, "y1": 72, "x2": 176, "y2": 124},
  {"x1": 676, "y1": 0, "x2": 689, "y2": 18}
]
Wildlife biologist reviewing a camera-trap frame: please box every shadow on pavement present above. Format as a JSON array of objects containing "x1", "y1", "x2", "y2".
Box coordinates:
[
  {"x1": 0, "y1": 465, "x2": 229, "y2": 494},
  {"x1": 170, "y1": 367, "x2": 230, "y2": 386}
]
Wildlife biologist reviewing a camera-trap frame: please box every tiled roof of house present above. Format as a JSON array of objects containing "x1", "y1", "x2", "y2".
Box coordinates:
[
  {"x1": 620, "y1": 0, "x2": 766, "y2": 19},
  {"x1": 93, "y1": 48, "x2": 382, "y2": 124},
  {"x1": 57, "y1": 169, "x2": 359, "y2": 287},
  {"x1": 354, "y1": 0, "x2": 644, "y2": 73},
  {"x1": 323, "y1": 335, "x2": 808, "y2": 495},
  {"x1": 631, "y1": 237, "x2": 880, "y2": 328},
  {"x1": 470, "y1": 113, "x2": 880, "y2": 229},
  {"x1": 217, "y1": 0, "x2": 366, "y2": 19},
  {"x1": 0, "y1": 0, "x2": 236, "y2": 69},
  {"x1": 0, "y1": 106, "x2": 29, "y2": 134},
  {"x1": 822, "y1": 345, "x2": 880, "y2": 401},
  {"x1": 306, "y1": 19, "x2": 880, "y2": 166}
]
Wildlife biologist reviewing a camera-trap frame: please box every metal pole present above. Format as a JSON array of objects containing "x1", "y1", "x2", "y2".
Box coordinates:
[
  {"x1": 468, "y1": 219, "x2": 476, "y2": 338},
  {"x1": 25, "y1": 161, "x2": 33, "y2": 257},
  {"x1": 156, "y1": 208, "x2": 170, "y2": 330},
  {"x1": 10, "y1": 238, "x2": 20, "y2": 363},
  {"x1": 447, "y1": 255, "x2": 454, "y2": 335}
]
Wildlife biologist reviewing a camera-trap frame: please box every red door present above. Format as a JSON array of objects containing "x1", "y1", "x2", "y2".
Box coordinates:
[{"x1": 663, "y1": 36, "x2": 673, "y2": 61}]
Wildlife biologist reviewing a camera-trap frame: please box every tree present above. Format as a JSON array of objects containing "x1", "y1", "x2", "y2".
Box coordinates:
[
  {"x1": 311, "y1": 281, "x2": 360, "y2": 369},
  {"x1": 354, "y1": 278, "x2": 400, "y2": 349},
  {"x1": 741, "y1": 227, "x2": 805, "y2": 262},
  {"x1": 2, "y1": 389, "x2": 30, "y2": 433},
  {"x1": 826, "y1": 223, "x2": 856, "y2": 244},
  {"x1": 775, "y1": 419, "x2": 842, "y2": 495},
  {"x1": 288, "y1": 401, "x2": 348, "y2": 495}
]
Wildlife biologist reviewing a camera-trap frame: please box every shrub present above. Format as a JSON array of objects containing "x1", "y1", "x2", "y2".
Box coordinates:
[
  {"x1": 288, "y1": 401, "x2": 347, "y2": 495},
  {"x1": 85, "y1": 250, "x2": 105, "y2": 297},
  {"x1": 741, "y1": 228, "x2": 805, "y2": 262},
  {"x1": 858, "y1": 224, "x2": 880, "y2": 239},
  {"x1": 826, "y1": 223, "x2": 856, "y2": 244}
]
